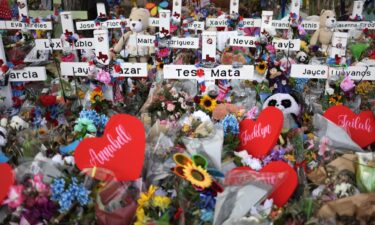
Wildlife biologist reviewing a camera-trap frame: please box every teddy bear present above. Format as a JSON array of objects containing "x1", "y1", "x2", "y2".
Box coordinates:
[
  {"x1": 112, "y1": 7, "x2": 155, "y2": 63},
  {"x1": 310, "y1": 9, "x2": 337, "y2": 52}
]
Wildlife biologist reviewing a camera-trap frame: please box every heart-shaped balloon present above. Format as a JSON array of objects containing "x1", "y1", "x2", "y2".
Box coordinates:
[
  {"x1": 324, "y1": 105, "x2": 375, "y2": 148},
  {"x1": 230, "y1": 161, "x2": 297, "y2": 207},
  {"x1": 238, "y1": 107, "x2": 283, "y2": 158},
  {"x1": 74, "y1": 114, "x2": 146, "y2": 181},
  {"x1": 0, "y1": 163, "x2": 14, "y2": 204}
]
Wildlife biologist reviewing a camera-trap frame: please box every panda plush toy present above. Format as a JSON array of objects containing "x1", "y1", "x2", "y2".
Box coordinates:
[
  {"x1": 296, "y1": 51, "x2": 309, "y2": 64},
  {"x1": 263, "y1": 93, "x2": 301, "y2": 128}
]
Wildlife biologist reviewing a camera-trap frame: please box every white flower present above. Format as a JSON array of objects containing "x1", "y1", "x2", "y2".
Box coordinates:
[
  {"x1": 325, "y1": 87, "x2": 334, "y2": 95},
  {"x1": 64, "y1": 156, "x2": 75, "y2": 165},
  {"x1": 51, "y1": 154, "x2": 64, "y2": 166},
  {"x1": 192, "y1": 110, "x2": 210, "y2": 122},
  {"x1": 334, "y1": 183, "x2": 353, "y2": 197}
]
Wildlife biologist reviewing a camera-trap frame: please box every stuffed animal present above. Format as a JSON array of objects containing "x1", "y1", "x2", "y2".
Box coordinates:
[
  {"x1": 266, "y1": 66, "x2": 291, "y2": 94},
  {"x1": 310, "y1": 10, "x2": 336, "y2": 51},
  {"x1": 112, "y1": 7, "x2": 154, "y2": 63},
  {"x1": 263, "y1": 93, "x2": 301, "y2": 129},
  {"x1": 296, "y1": 51, "x2": 309, "y2": 64},
  {"x1": 9, "y1": 116, "x2": 29, "y2": 131}
]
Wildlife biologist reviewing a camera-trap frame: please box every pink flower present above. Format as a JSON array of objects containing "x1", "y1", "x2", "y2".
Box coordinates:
[
  {"x1": 318, "y1": 136, "x2": 331, "y2": 160},
  {"x1": 30, "y1": 174, "x2": 49, "y2": 193},
  {"x1": 4, "y1": 185, "x2": 24, "y2": 208},
  {"x1": 246, "y1": 106, "x2": 259, "y2": 120},
  {"x1": 166, "y1": 103, "x2": 175, "y2": 112},
  {"x1": 61, "y1": 53, "x2": 75, "y2": 62},
  {"x1": 266, "y1": 44, "x2": 276, "y2": 54},
  {"x1": 97, "y1": 69, "x2": 111, "y2": 84},
  {"x1": 340, "y1": 76, "x2": 355, "y2": 92}
]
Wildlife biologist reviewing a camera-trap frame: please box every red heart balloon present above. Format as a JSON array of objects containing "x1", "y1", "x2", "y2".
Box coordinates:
[
  {"x1": 323, "y1": 105, "x2": 375, "y2": 148},
  {"x1": 0, "y1": 163, "x2": 14, "y2": 204},
  {"x1": 238, "y1": 107, "x2": 283, "y2": 158},
  {"x1": 74, "y1": 114, "x2": 146, "y2": 181},
  {"x1": 229, "y1": 161, "x2": 297, "y2": 207}
]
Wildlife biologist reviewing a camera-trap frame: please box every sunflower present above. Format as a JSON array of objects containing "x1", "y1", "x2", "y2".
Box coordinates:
[
  {"x1": 199, "y1": 95, "x2": 217, "y2": 112},
  {"x1": 137, "y1": 185, "x2": 157, "y2": 207},
  {"x1": 90, "y1": 88, "x2": 104, "y2": 104},
  {"x1": 183, "y1": 163, "x2": 212, "y2": 189},
  {"x1": 255, "y1": 61, "x2": 268, "y2": 75}
]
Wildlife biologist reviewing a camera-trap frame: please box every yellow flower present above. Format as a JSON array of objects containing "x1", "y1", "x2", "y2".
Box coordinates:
[
  {"x1": 199, "y1": 95, "x2": 217, "y2": 112},
  {"x1": 152, "y1": 196, "x2": 171, "y2": 211},
  {"x1": 183, "y1": 163, "x2": 212, "y2": 189},
  {"x1": 90, "y1": 89, "x2": 104, "y2": 104},
  {"x1": 137, "y1": 185, "x2": 157, "y2": 207},
  {"x1": 182, "y1": 124, "x2": 191, "y2": 133},
  {"x1": 255, "y1": 61, "x2": 268, "y2": 75},
  {"x1": 300, "y1": 40, "x2": 309, "y2": 52},
  {"x1": 284, "y1": 154, "x2": 296, "y2": 162},
  {"x1": 134, "y1": 208, "x2": 149, "y2": 225}
]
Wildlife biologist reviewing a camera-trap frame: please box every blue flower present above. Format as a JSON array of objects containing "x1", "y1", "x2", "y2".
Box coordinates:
[
  {"x1": 221, "y1": 114, "x2": 240, "y2": 136},
  {"x1": 58, "y1": 191, "x2": 74, "y2": 212},
  {"x1": 51, "y1": 178, "x2": 65, "y2": 197}
]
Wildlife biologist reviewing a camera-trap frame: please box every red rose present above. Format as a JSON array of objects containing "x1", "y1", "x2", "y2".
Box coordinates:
[{"x1": 39, "y1": 95, "x2": 57, "y2": 107}]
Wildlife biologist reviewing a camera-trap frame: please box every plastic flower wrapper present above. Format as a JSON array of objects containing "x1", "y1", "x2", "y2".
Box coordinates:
[
  {"x1": 213, "y1": 168, "x2": 288, "y2": 225},
  {"x1": 147, "y1": 119, "x2": 178, "y2": 144},
  {"x1": 355, "y1": 152, "x2": 375, "y2": 192},
  {"x1": 144, "y1": 132, "x2": 179, "y2": 186},
  {"x1": 94, "y1": 170, "x2": 142, "y2": 225},
  {"x1": 171, "y1": 153, "x2": 224, "y2": 224},
  {"x1": 231, "y1": 85, "x2": 258, "y2": 111},
  {"x1": 180, "y1": 112, "x2": 224, "y2": 170},
  {"x1": 312, "y1": 114, "x2": 363, "y2": 152}
]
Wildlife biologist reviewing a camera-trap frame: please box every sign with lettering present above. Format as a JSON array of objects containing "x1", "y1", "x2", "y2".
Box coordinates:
[
  {"x1": 74, "y1": 114, "x2": 146, "y2": 181},
  {"x1": 113, "y1": 63, "x2": 148, "y2": 77},
  {"x1": 163, "y1": 65, "x2": 254, "y2": 80},
  {"x1": 291, "y1": 65, "x2": 375, "y2": 80},
  {"x1": 330, "y1": 66, "x2": 375, "y2": 81},
  {"x1": 206, "y1": 18, "x2": 228, "y2": 27},
  {"x1": 271, "y1": 20, "x2": 320, "y2": 30},
  {"x1": 229, "y1": 36, "x2": 258, "y2": 47},
  {"x1": 137, "y1": 35, "x2": 155, "y2": 46},
  {"x1": 272, "y1": 39, "x2": 300, "y2": 51},
  {"x1": 242, "y1": 18, "x2": 262, "y2": 28},
  {"x1": 239, "y1": 107, "x2": 284, "y2": 158},
  {"x1": 291, "y1": 65, "x2": 328, "y2": 79},
  {"x1": 61, "y1": 62, "x2": 90, "y2": 76},
  {"x1": 149, "y1": 17, "x2": 159, "y2": 27},
  {"x1": 202, "y1": 31, "x2": 216, "y2": 62},
  {"x1": 171, "y1": 0, "x2": 182, "y2": 23},
  {"x1": 187, "y1": 21, "x2": 205, "y2": 30},
  {"x1": 94, "y1": 29, "x2": 110, "y2": 65},
  {"x1": 4, "y1": 21, "x2": 52, "y2": 30},
  {"x1": 9, "y1": 67, "x2": 47, "y2": 82},
  {"x1": 34, "y1": 38, "x2": 95, "y2": 50},
  {"x1": 76, "y1": 19, "x2": 127, "y2": 30},
  {"x1": 159, "y1": 10, "x2": 171, "y2": 37},
  {"x1": 168, "y1": 37, "x2": 199, "y2": 49},
  {"x1": 324, "y1": 105, "x2": 375, "y2": 148},
  {"x1": 336, "y1": 21, "x2": 375, "y2": 30}
]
